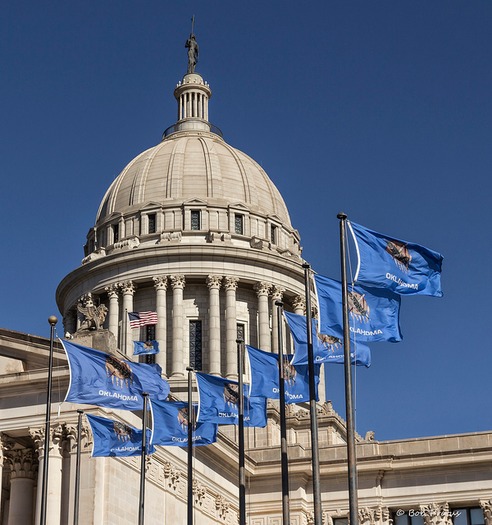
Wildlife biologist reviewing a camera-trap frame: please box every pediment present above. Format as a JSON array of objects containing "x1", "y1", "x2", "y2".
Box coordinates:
[
  {"x1": 183, "y1": 198, "x2": 208, "y2": 206},
  {"x1": 140, "y1": 201, "x2": 163, "y2": 211}
]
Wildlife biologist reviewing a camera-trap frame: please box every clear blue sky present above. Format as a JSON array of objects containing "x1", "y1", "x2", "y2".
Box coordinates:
[{"x1": 1, "y1": 1, "x2": 491, "y2": 441}]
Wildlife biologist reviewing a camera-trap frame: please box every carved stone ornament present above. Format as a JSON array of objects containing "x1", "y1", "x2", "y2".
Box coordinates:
[
  {"x1": 420, "y1": 503, "x2": 452, "y2": 525},
  {"x1": 170, "y1": 275, "x2": 186, "y2": 290},
  {"x1": 271, "y1": 286, "x2": 285, "y2": 302},
  {"x1": 153, "y1": 276, "x2": 168, "y2": 290},
  {"x1": 480, "y1": 501, "x2": 492, "y2": 525},
  {"x1": 215, "y1": 494, "x2": 229, "y2": 520},
  {"x1": 223, "y1": 276, "x2": 239, "y2": 291},
  {"x1": 292, "y1": 295, "x2": 306, "y2": 314},
  {"x1": 105, "y1": 284, "x2": 119, "y2": 299},
  {"x1": 254, "y1": 281, "x2": 272, "y2": 297},
  {"x1": 5, "y1": 448, "x2": 37, "y2": 479},
  {"x1": 206, "y1": 275, "x2": 222, "y2": 289},
  {"x1": 77, "y1": 294, "x2": 108, "y2": 331},
  {"x1": 119, "y1": 280, "x2": 136, "y2": 295}
]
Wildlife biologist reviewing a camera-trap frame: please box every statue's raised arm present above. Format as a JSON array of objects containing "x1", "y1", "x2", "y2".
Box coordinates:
[{"x1": 185, "y1": 34, "x2": 199, "y2": 74}]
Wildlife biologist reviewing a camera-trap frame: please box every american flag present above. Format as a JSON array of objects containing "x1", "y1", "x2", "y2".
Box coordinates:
[{"x1": 128, "y1": 311, "x2": 158, "y2": 329}]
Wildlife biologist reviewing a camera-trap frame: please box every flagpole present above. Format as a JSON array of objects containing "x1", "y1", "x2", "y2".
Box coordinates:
[
  {"x1": 337, "y1": 212, "x2": 359, "y2": 525},
  {"x1": 302, "y1": 263, "x2": 323, "y2": 525},
  {"x1": 186, "y1": 367, "x2": 194, "y2": 525},
  {"x1": 236, "y1": 339, "x2": 246, "y2": 525},
  {"x1": 138, "y1": 393, "x2": 149, "y2": 525},
  {"x1": 275, "y1": 301, "x2": 290, "y2": 525},
  {"x1": 73, "y1": 409, "x2": 84, "y2": 525},
  {"x1": 40, "y1": 315, "x2": 58, "y2": 525}
]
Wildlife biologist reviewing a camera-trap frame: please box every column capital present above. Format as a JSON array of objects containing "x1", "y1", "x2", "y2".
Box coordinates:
[
  {"x1": 254, "y1": 281, "x2": 272, "y2": 297},
  {"x1": 64, "y1": 421, "x2": 91, "y2": 452},
  {"x1": 420, "y1": 503, "x2": 452, "y2": 525},
  {"x1": 5, "y1": 447, "x2": 37, "y2": 480},
  {"x1": 153, "y1": 275, "x2": 168, "y2": 290},
  {"x1": 271, "y1": 286, "x2": 285, "y2": 301},
  {"x1": 480, "y1": 501, "x2": 492, "y2": 525},
  {"x1": 206, "y1": 275, "x2": 222, "y2": 290},
  {"x1": 223, "y1": 276, "x2": 239, "y2": 291},
  {"x1": 105, "y1": 283, "x2": 119, "y2": 299},
  {"x1": 170, "y1": 275, "x2": 186, "y2": 290},
  {"x1": 292, "y1": 294, "x2": 306, "y2": 313},
  {"x1": 29, "y1": 425, "x2": 65, "y2": 456},
  {"x1": 119, "y1": 280, "x2": 136, "y2": 295}
]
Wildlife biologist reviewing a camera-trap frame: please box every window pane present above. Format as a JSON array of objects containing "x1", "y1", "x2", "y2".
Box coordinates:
[
  {"x1": 113, "y1": 224, "x2": 119, "y2": 243},
  {"x1": 453, "y1": 510, "x2": 468, "y2": 525},
  {"x1": 190, "y1": 320, "x2": 202, "y2": 370},
  {"x1": 271, "y1": 224, "x2": 277, "y2": 244},
  {"x1": 235, "y1": 214, "x2": 244, "y2": 234},
  {"x1": 395, "y1": 515, "x2": 409, "y2": 525},
  {"x1": 470, "y1": 509, "x2": 485, "y2": 525},
  {"x1": 191, "y1": 210, "x2": 201, "y2": 230},
  {"x1": 411, "y1": 516, "x2": 424, "y2": 525},
  {"x1": 148, "y1": 214, "x2": 156, "y2": 234}
]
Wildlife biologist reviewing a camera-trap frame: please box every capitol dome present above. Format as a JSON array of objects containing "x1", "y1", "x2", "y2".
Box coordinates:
[{"x1": 57, "y1": 44, "x2": 307, "y2": 381}]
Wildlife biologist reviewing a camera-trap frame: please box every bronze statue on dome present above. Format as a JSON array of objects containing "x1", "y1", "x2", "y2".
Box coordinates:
[
  {"x1": 185, "y1": 16, "x2": 199, "y2": 74},
  {"x1": 185, "y1": 33, "x2": 199, "y2": 74}
]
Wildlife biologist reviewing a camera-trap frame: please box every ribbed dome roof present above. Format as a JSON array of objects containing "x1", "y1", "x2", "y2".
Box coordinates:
[{"x1": 96, "y1": 129, "x2": 292, "y2": 227}]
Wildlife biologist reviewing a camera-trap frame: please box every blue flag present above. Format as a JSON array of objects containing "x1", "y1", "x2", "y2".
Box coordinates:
[
  {"x1": 314, "y1": 273, "x2": 402, "y2": 343},
  {"x1": 86, "y1": 414, "x2": 154, "y2": 457},
  {"x1": 246, "y1": 345, "x2": 319, "y2": 403},
  {"x1": 62, "y1": 340, "x2": 170, "y2": 410},
  {"x1": 195, "y1": 373, "x2": 267, "y2": 427},
  {"x1": 349, "y1": 221, "x2": 443, "y2": 297},
  {"x1": 150, "y1": 400, "x2": 217, "y2": 447},
  {"x1": 133, "y1": 340, "x2": 160, "y2": 356},
  {"x1": 284, "y1": 311, "x2": 371, "y2": 367}
]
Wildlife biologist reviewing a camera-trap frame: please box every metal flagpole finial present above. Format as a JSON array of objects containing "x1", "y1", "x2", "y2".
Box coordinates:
[
  {"x1": 337, "y1": 212, "x2": 348, "y2": 220},
  {"x1": 48, "y1": 315, "x2": 58, "y2": 326}
]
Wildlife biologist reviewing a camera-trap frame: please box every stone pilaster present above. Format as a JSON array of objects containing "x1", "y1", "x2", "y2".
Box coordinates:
[
  {"x1": 254, "y1": 281, "x2": 272, "y2": 352},
  {"x1": 65, "y1": 420, "x2": 91, "y2": 525},
  {"x1": 119, "y1": 280, "x2": 136, "y2": 356},
  {"x1": 170, "y1": 275, "x2": 186, "y2": 377},
  {"x1": 358, "y1": 506, "x2": 392, "y2": 525},
  {"x1": 420, "y1": 502, "x2": 452, "y2": 525},
  {"x1": 271, "y1": 286, "x2": 285, "y2": 354},
  {"x1": 480, "y1": 501, "x2": 492, "y2": 525},
  {"x1": 224, "y1": 276, "x2": 239, "y2": 378},
  {"x1": 5, "y1": 447, "x2": 37, "y2": 525},
  {"x1": 105, "y1": 284, "x2": 120, "y2": 339},
  {"x1": 153, "y1": 276, "x2": 168, "y2": 376},
  {"x1": 30, "y1": 425, "x2": 65, "y2": 525},
  {"x1": 207, "y1": 275, "x2": 222, "y2": 375}
]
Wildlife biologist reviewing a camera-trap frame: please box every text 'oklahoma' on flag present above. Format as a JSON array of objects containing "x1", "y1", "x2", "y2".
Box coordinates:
[
  {"x1": 86, "y1": 414, "x2": 154, "y2": 457},
  {"x1": 150, "y1": 399, "x2": 217, "y2": 447},
  {"x1": 349, "y1": 221, "x2": 443, "y2": 297},
  {"x1": 128, "y1": 311, "x2": 158, "y2": 329},
  {"x1": 314, "y1": 273, "x2": 402, "y2": 343},
  {"x1": 246, "y1": 344, "x2": 319, "y2": 403},
  {"x1": 61, "y1": 340, "x2": 170, "y2": 410},
  {"x1": 195, "y1": 373, "x2": 267, "y2": 427},
  {"x1": 284, "y1": 311, "x2": 371, "y2": 368}
]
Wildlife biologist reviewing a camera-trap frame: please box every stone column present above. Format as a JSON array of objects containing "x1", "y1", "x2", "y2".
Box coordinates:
[
  {"x1": 207, "y1": 276, "x2": 222, "y2": 375},
  {"x1": 292, "y1": 295, "x2": 305, "y2": 315},
  {"x1": 5, "y1": 448, "x2": 37, "y2": 525},
  {"x1": 119, "y1": 280, "x2": 136, "y2": 356},
  {"x1": 254, "y1": 281, "x2": 272, "y2": 352},
  {"x1": 65, "y1": 421, "x2": 90, "y2": 525},
  {"x1": 30, "y1": 426, "x2": 65, "y2": 525},
  {"x1": 170, "y1": 275, "x2": 186, "y2": 377},
  {"x1": 153, "y1": 276, "x2": 168, "y2": 376},
  {"x1": 224, "y1": 277, "x2": 239, "y2": 378},
  {"x1": 105, "y1": 284, "x2": 119, "y2": 338},
  {"x1": 271, "y1": 286, "x2": 285, "y2": 354}
]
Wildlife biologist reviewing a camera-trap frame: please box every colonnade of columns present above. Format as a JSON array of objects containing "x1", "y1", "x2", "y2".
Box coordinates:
[
  {"x1": 0, "y1": 423, "x2": 88, "y2": 525},
  {"x1": 66, "y1": 275, "x2": 307, "y2": 379}
]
